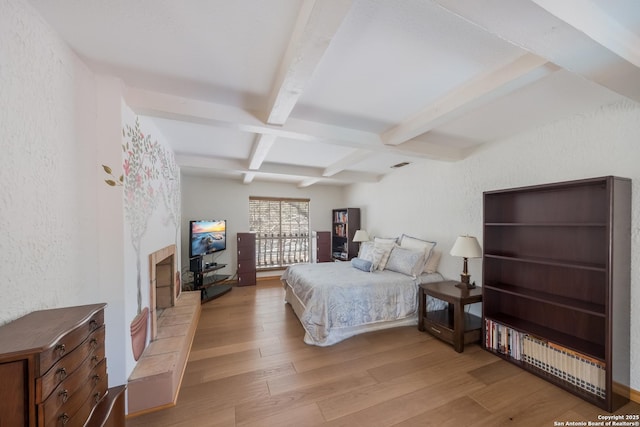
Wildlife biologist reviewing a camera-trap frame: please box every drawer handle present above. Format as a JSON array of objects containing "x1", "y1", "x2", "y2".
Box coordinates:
[
  {"x1": 57, "y1": 367, "x2": 67, "y2": 380},
  {"x1": 90, "y1": 319, "x2": 99, "y2": 330},
  {"x1": 59, "y1": 413, "x2": 70, "y2": 425},
  {"x1": 94, "y1": 392, "x2": 101, "y2": 403},
  {"x1": 58, "y1": 389, "x2": 69, "y2": 403},
  {"x1": 430, "y1": 327, "x2": 442, "y2": 334},
  {"x1": 55, "y1": 344, "x2": 66, "y2": 357},
  {"x1": 90, "y1": 338, "x2": 99, "y2": 348},
  {"x1": 91, "y1": 355, "x2": 99, "y2": 365},
  {"x1": 92, "y1": 374, "x2": 100, "y2": 384}
]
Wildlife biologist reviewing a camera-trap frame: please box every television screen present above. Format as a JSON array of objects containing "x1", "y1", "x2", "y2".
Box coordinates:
[{"x1": 190, "y1": 220, "x2": 226, "y2": 258}]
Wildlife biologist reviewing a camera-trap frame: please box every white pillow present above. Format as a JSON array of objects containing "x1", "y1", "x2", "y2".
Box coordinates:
[
  {"x1": 373, "y1": 239, "x2": 396, "y2": 271},
  {"x1": 374, "y1": 236, "x2": 398, "y2": 244},
  {"x1": 385, "y1": 246, "x2": 426, "y2": 278},
  {"x1": 358, "y1": 241, "x2": 375, "y2": 260},
  {"x1": 398, "y1": 234, "x2": 436, "y2": 273},
  {"x1": 370, "y1": 246, "x2": 388, "y2": 270}
]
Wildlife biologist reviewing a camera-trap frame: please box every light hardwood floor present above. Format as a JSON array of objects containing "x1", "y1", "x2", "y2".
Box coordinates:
[{"x1": 127, "y1": 278, "x2": 639, "y2": 426}]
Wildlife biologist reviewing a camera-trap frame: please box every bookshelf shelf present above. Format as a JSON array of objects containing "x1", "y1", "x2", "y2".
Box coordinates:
[
  {"x1": 483, "y1": 283, "x2": 606, "y2": 316},
  {"x1": 482, "y1": 176, "x2": 631, "y2": 412}
]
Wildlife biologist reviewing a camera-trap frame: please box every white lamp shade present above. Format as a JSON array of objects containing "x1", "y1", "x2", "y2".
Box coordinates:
[
  {"x1": 352, "y1": 230, "x2": 370, "y2": 243},
  {"x1": 450, "y1": 235, "x2": 482, "y2": 258}
]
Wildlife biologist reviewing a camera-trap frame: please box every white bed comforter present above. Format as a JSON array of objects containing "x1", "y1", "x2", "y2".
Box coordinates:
[{"x1": 281, "y1": 262, "x2": 445, "y2": 346}]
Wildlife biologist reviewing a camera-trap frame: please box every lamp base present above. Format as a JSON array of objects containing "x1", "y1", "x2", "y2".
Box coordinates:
[
  {"x1": 456, "y1": 274, "x2": 476, "y2": 289},
  {"x1": 455, "y1": 282, "x2": 476, "y2": 289}
]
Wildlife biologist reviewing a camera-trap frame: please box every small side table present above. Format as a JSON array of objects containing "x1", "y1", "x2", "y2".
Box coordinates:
[{"x1": 418, "y1": 280, "x2": 483, "y2": 352}]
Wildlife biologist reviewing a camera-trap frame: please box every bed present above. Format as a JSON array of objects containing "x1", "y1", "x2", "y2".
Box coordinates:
[{"x1": 282, "y1": 236, "x2": 447, "y2": 346}]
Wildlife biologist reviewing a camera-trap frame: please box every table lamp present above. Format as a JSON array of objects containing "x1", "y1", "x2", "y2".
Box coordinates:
[
  {"x1": 353, "y1": 230, "x2": 370, "y2": 252},
  {"x1": 450, "y1": 235, "x2": 482, "y2": 289}
]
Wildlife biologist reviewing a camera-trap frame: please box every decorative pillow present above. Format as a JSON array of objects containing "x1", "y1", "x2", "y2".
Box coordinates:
[
  {"x1": 351, "y1": 257, "x2": 374, "y2": 272},
  {"x1": 358, "y1": 241, "x2": 375, "y2": 261},
  {"x1": 370, "y1": 246, "x2": 387, "y2": 270},
  {"x1": 374, "y1": 236, "x2": 398, "y2": 244},
  {"x1": 373, "y1": 239, "x2": 396, "y2": 271},
  {"x1": 424, "y1": 250, "x2": 442, "y2": 273},
  {"x1": 399, "y1": 234, "x2": 436, "y2": 273},
  {"x1": 385, "y1": 246, "x2": 426, "y2": 277}
]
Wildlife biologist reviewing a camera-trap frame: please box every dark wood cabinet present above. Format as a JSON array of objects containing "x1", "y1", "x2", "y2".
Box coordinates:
[
  {"x1": 0, "y1": 304, "x2": 125, "y2": 426},
  {"x1": 331, "y1": 208, "x2": 360, "y2": 261},
  {"x1": 315, "y1": 231, "x2": 331, "y2": 262},
  {"x1": 237, "y1": 232, "x2": 256, "y2": 286},
  {"x1": 482, "y1": 176, "x2": 631, "y2": 412}
]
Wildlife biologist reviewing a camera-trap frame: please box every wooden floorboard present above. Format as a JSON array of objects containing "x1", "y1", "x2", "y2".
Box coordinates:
[{"x1": 126, "y1": 278, "x2": 640, "y2": 426}]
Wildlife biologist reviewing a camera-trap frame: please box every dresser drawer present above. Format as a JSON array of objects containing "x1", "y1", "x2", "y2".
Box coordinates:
[
  {"x1": 423, "y1": 318, "x2": 454, "y2": 344},
  {"x1": 237, "y1": 247, "x2": 255, "y2": 261},
  {"x1": 237, "y1": 260, "x2": 255, "y2": 274},
  {"x1": 237, "y1": 234, "x2": 255, "y2": 258},
  {"x1": 39, "y1": 358, "x2": 107, "y2": 427},
  {"x1": 39, "y1": 310, "x2": 104, "y2": 375},
  {"x1": 41, "y1": 343, "x2": 106, "y2": 420},
  {"x1": 237, "y1": 272, "x2": 256, "y2": 287},
  {"x1": 66, "y1": 372, "x2": 109, "y2": 427},
  {"x1": 38, "y1": 326, "x2": 105, "y2": 402}
]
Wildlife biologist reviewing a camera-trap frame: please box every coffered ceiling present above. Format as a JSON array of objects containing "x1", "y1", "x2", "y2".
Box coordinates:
[{"x1": 28, "y1": 0, "x2": 640, "y2": 186}]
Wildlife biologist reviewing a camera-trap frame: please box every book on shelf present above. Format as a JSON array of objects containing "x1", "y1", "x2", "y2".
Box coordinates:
[
  {"x1": 334, "y1": 211, "x2": 348, "y2": 223},
  {"x1": 521, "y1": 334, "x2": 606, "y2": 399},
  {"x1": 485, "y1": 319, "x2": 522, "y2": 361},
  {"x1": 485, "y1": 318, "x2": 604, "y2": 398}
]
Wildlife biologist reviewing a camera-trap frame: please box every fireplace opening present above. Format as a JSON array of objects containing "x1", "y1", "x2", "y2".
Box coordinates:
[{"x1": 149, "y1": 244, "x2": 178, "y2": 341}]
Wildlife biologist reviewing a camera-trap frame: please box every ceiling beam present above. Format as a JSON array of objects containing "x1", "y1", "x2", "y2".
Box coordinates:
[
  {"x1": 175, "y1": 154, "x2": 380, "y2": 184},
  {"x1": 297, "y1": 178, "x2": 321, "y2": 188},
  {"x1": 266, "y1": 0, "x2": 354, "y2": 125},
  {"x1": 243, "y1": 172, "x2": 256, "y2": 184},
  {"x1": 531, "y1": 0, "x2": 640, "y2": 68},
  {"x1": 393, "y1": 137, "x2": 474, "y2": 162},
  {"x1": 433, "y1": 0, "x2": 640, "y2": 103},
  {"x1": 382, "y1": 53, "x2": 548, "y2": 145},
  {"x1": 128, "y1": 87, "x2": 470, "y2": 160},
  {"x1": 248, "y1": 134, "x2": 276, "y2": 170},
  {"x1": 322, "y1": 149, "x2": 373, "y2": 177}
]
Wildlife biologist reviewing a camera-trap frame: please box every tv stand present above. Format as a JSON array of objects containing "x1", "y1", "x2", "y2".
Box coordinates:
[{"x1": 191, "y1": 263, "x2": 231, "y2": 303}]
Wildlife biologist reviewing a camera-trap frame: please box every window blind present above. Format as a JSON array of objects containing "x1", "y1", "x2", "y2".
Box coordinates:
[{"x1": 249, "y1": 197, "x2": 310, "y2": 269}]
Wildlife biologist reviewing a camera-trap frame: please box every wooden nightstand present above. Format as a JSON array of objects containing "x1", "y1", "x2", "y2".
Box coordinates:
[{"x1": 418, "y1": 280, "x2": 483, "y2": 352}]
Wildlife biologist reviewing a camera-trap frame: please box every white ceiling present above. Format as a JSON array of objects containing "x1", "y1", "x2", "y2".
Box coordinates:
[{"x1": 28, "y1": 0, "x2": 640, "y2": 187}]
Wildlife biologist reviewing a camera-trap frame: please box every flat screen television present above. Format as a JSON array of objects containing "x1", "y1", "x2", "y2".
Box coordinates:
[{"x1": 189, "y1": 219, "x2": 226, "y2": 258}]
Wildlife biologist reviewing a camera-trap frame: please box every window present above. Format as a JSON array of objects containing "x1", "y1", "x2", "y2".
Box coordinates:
[{"x1": 249, "y1": 197, "x2": 310, "y2": 269}]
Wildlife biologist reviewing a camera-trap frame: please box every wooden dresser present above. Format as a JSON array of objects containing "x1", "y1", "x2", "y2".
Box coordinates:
[
  {"x1": 0, "y1": 303, "x2": 125, "y2": 426},
  {"x1": 237, "y1": 232, "x2": 256, "y2": 286}
]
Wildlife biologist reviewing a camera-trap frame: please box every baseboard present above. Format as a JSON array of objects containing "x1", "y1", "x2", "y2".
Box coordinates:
[
  {"x1": 257, "y1": 275, "x2": 282, "y2": 282},
  {"x1": 612, "y1": 381, "x2": 640, "y2": 405}
]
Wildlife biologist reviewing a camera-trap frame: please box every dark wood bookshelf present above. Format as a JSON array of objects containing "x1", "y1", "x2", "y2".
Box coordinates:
[
  {"x1": 331, "y1": 208, "x2": 360, "y2": 261},
  {"x1": 482, "y1": 176, "x2": 631, "y2": 412}
]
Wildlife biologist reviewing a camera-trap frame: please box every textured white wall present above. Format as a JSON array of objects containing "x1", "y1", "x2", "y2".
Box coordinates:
[
  {"x1": 0, "y1": 0, "x2": 183, "y2": 390},
  {"x1": 0, "y1": 0, "x2": 99, "y2": 322},
  {"x1": 345, "y1": 100, "x2": 640, "y2": 390},
  {"x1": 95, "y1": 79, "x2": 128, "y2": 386}
]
